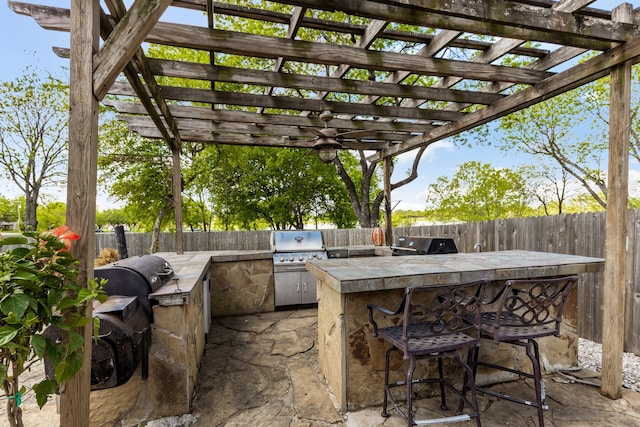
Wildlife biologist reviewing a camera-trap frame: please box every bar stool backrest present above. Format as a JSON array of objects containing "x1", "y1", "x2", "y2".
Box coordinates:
[
  {"x1": 399, "y1": 280, "x2": 488, "y2": 356},
  {"x1": 489, "y1": 275, "x2": 579, "y2": 344}
]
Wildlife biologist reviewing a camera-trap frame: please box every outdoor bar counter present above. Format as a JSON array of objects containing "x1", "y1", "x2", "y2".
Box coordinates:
[{"x1": 306, "y1": 250, "x2": 605, "y2": 411}]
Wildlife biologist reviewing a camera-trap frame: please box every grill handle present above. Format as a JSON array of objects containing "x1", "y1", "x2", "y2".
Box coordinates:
[
  {"x1": 390, "y1": 246, "x2": 418, "y2": 252},
  {"x1": 157, "y1": 265, "x2": 174, "y2": 278}
]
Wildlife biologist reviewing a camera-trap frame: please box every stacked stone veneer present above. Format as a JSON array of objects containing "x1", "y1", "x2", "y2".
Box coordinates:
[{"x1": 210, "y1": 255, "x2": 275, "y2": 316}]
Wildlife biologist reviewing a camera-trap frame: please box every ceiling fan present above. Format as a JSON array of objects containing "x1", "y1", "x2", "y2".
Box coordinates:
[{"x1": 309, "y1": 111, "x2": 377, "y2": 163}]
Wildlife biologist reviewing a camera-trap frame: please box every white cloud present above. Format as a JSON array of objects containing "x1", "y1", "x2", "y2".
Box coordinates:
[{"x1": 395, "y1": 140, "x2": 456, "y2": 167}]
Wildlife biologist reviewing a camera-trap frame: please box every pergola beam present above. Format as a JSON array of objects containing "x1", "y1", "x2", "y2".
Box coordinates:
[
  {"x1": 275, "y1": 0, "x2": 630, "y2": 50},
  {"x1": 103, "y1": 100, "x2": 434, "y2": 133},
  {"x1": 93, "y1": 0, "x2": 172, "y2": 100},
  {"x1": 145, "y1": 60, "x2": 505, "y2": 105}
]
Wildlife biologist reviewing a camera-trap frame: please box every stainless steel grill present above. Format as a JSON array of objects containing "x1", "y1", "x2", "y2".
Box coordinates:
[{"x1": 271, "y1": 230, "x2": 327, "y2": 306}]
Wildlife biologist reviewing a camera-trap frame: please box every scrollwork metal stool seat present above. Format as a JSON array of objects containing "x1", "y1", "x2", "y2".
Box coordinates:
[
  {"x1": 368, "y1": 279, "x2": 489, "y2": 427},
  {"x1": 469, "y1": 275, "x2": 579, "y2": 427}
]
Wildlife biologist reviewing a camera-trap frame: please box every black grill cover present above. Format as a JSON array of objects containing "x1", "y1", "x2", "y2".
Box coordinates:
[{"x1": 391, "y1": 236, "x2": 458, "y2": 256}]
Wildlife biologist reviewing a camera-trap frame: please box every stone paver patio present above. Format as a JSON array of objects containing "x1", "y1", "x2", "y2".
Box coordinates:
[{"x1": 189, "y1": 308, "x2": 640, "y2": 427}]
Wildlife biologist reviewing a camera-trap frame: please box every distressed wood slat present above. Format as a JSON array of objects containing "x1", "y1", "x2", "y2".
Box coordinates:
[
  {"x1": 146, "y1": 60, "x2": 505, "y2": 105},
  {"x1": 274, "y1": 0, "x2": 623, "y2": 50},
  {"x1": 103, "y1": 100, "x2": 433, "y2": 133},
  {"x1": 108, "y1": 81, "x2": 466, "y2": 122}
]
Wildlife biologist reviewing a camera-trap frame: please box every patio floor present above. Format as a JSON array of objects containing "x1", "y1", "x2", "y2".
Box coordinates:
[{"x1": 189, "y1": 308, "x2": 640, "y2": 427}]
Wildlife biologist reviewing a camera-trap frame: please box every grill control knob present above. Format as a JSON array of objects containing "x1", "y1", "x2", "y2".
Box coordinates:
[
  {"x1": 299, "y1": 256, "x2": 303, "y2": 261},
  {"x1": 289, "y1": 256, "x2": 294, "y2": 262},
  {"x1": 279, "y1": 256, "x2": 284, "y2": 262}
]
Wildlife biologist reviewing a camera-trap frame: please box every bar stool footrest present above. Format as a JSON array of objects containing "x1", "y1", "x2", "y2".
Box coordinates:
[{"x1": 414, "y1": 414, "x2": 472, "y2": 425}]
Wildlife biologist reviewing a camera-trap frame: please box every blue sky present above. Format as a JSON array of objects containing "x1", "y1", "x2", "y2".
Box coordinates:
[{"x1": 0, "y1": 0, "x2": 638, "y2": 211}]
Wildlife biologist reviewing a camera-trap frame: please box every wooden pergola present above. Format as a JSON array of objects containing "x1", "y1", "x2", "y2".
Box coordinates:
[{"x1": 8, "y1": 0, "x2": 639, "y2": 424}]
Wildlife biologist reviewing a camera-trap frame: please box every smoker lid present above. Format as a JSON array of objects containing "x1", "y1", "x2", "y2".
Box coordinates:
[
  {"x1": 271, "y1": 230, "x2": 324, "y2": 252},
  {"x1": 96, "y1": 255, "x2": 174, "y2": 292}
]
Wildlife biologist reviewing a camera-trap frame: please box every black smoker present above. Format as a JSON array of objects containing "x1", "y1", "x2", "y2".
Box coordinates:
[
  {"x1": 45, "y1": 255, "x2": 174, "y2": 390},
  {"x1": 390, "y1": 236, "x2": 458, "y2": 256}
]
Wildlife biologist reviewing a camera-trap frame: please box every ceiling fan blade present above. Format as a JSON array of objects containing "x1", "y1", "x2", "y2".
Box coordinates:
[
  {"x1": 309, "y1": 128, "x2": 326, "y2": 138},
  {"x1": 336, "y1": 129, "x2": 377, "y2": 140}
]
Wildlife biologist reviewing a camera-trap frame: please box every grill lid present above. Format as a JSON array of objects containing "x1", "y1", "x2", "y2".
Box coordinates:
[
  {"x1": 94, "y1": 255, "x2": 174, "y2": 321},
  {"x1": 271, "y1": 230, "x2": 324, "y2": 252},
  {"x1": 98, "y1": 255, "x2": 174, "y2": 292}
]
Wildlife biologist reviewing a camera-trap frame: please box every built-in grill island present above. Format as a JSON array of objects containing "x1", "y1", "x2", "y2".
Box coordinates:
[
  {"x1": 390, "y1": 236, "x2": 458, "y2": 256},
  {"x1": 45, "y1": 255, "x2": 175, "y2": 391},
  {"x1": 271, "y1": 230, "x2": 327, "y2": 306}
]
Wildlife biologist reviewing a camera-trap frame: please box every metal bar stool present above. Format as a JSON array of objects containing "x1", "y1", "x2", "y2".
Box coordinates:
[
  {"x1": 367, "y1": 279, "x2": 489, "y2": 427},
  {"x1": 469, "y1": 275, "x2": 579, "y2": 427}
]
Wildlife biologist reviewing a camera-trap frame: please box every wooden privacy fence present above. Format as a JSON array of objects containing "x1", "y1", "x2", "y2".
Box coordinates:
[{"x1": 95, "y1": 210, "x2": 640, "y2": 355}]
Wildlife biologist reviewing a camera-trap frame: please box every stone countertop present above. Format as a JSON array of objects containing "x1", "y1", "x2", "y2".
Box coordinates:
[
  {"x1": 149, "y1": 252, "x2": 214, "y2": 305},
  {"x1": 327, "y1": 245, "x2": 392, "y2": 257},
  {"x1": 306, "y1": 250, "x2": 604, "y2": 294},
  {"x1": 148, "y1": 250, "x2": 272, "y2": 305}
]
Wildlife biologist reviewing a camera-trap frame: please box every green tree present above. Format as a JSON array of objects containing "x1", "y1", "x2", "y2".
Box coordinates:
[
  {"x1": 0, "y1": 197, "x2": 23, "y2": 225},
  {"x1": 519, "y1": 164, "x2": 574, "y2": 216},
  {"x1": 98, "y1": 118, "x2": 175, "y2": 252},
  {"x1": 469, "y1": 63, "x2": 640, "y2": 211},
  {"x1": 36, "y1": 201, "x2": 67, "y2": 230},
  {"x1": 0, "y1": 68, "x2": 69, "y2": 231},
  {"x1": 426, "y1": 161, "x2": 533, "y2": 222},
  {"x1": 96, "y1": 208, "x2": 130, "y2": 231},
  {"x1": 206, "y1": 146, "x2": 352, "y2": 230},
  {"x1": 494, "y1": 87, "x2": 608, "y2": 208},
  {"x1": 391, "y1": 210, "x2": 428, "y2": 227}
]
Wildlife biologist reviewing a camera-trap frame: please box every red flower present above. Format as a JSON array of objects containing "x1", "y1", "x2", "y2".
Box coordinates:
[{"x1": 51, "y1": 225, "x2": 80, "y2": 250}]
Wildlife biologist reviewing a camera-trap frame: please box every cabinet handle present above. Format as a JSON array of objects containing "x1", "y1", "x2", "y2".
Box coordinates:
[{"x1": 296, "y1": 283, "x2": 300, "y2": 293}]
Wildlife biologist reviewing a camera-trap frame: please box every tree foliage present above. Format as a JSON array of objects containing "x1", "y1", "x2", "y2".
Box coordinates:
[
  {"x1": 0, "y1": 68, "x2": 69, "y2": 231},
  {"x1": 459, "y1": 62, "x2": 640, "y2": 211},
  {"x1": 98, "y1": 118, "x2": 176, "y2": 251},
  {"x1": 202, "y1": 145, "x2": 356, "y2": 230},
  {"x1": 495, "y1": 87, "x2": 609, "y2": 208},
  {"x1": 426, "y1": 161, "x2": 533, "y2": 222},
  {"x1": 0, "y1": 197, "x2": 23, "y2": 225}
]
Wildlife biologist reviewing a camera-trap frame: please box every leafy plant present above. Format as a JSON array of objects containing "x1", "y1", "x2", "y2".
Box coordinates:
[{"x1": 0, "y1": 226, "x2": 106, "y2": 427}]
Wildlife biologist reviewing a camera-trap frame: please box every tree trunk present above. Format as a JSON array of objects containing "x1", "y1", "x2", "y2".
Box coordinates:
[
  {"x1": 2, "y1": 363, "x2": 23, "y2": 427},
  {"x1": 23, "y1": 190, "x2": 38, "y2": 231},
  {"x1": 149, "y1": 204, "x2": 169, "y2": 253}
]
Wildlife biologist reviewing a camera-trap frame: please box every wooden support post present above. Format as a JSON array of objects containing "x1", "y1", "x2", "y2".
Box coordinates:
[
  {"x1": 173, "y1": 147, "x2": 184, "y2": 254},
  {"x1": 601, "y1": 5, "x2": 632, "y2": 400},
  {"x1": 383, "y1": 156, "x2": 393, "y2": 245},
  {"x1": 62, "y1": 0, "x2": 100, "y2": 425}
]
